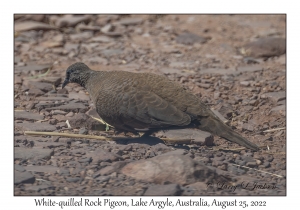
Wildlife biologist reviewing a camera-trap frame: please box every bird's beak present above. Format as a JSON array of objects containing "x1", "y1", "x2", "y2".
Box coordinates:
[{"x1": 62, "y1": 79, "x2": 69, "y2": 89}]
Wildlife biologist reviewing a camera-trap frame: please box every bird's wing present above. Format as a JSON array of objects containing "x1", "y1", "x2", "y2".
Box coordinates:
[{"x1": 119, "y1": 90, "x2": 191, "y2": 127}]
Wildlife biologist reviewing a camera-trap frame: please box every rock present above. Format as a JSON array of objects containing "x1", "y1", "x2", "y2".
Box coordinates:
[
  {"x1": 271, "y1": 105, "x2": 286, "y2": 112},
  {"x1": 64, "y1": 43, "x2": 79, "y2": 52},
  {"x1": 88, "y1": 36, "x2": 112, "y2": 43},
  {"x1": 14, "y1": 147, "x2": 54, "y2": 160},
  {"x1": 214, "y1": 92, "x2": 220, "y2": 99},
  {"x1": 117, "y1": 17, "x2": 143, "y2": 26},
  {"x1": 246, "y1": 162, "x2": 257, "y2": 167},
  {"x1": 100, "y1": 49, "x2": 123, "y2": 57},
  {"x1": 144, "y1": 184, "x2": 182, "y2": 196},
  {"x1": 111, "y1": 161, "x2": 128, "y2": 172},
  {"x1": 42, "y1": 40, "x2": 63, "y2": 48},
  {"x1": 14, "y1": 76, "x2": 22, "y2": 84},
  {"x1": 55, "y1": 15, "x2": 91, "y2": 27},
  {"x1": 14, "y1": 111, "x2": 44, "y2": 121},
  {"x1": 15, "y1": 122, "x2": 56, "y2": 132},
  {"x1": 78, "y1": 127, "x2": 88, "y2": 134},
  {"x1": 94, "y1": 176, "x2": 110, "y2": 183},
  {"x1": 66, "y1": 177, "x2": 81, "y2": 183},
  {"x1": 70, "y1": 32, "x2": 93, "y2": 41},
  {"x1": 35, "y1": 101, "x2": 63, "y2": 110},
  {"x1": 242, "y1": 123, "x2": 254, "y2": 132},
  {"x1": 86, "y1": 57, "x2": 108, "y2": 65},
  {"x1": 200, "y1": 68, "x2": 236, "y2": 75},
  {"x1": 15, "y1": 21, "x2": 56, "y2": 32},
  {"x1": 241, "y1": 37, "x2": 286, "y2": 58},
  {"x1": 86, "y1": 149, "x2": 122, "y2": 163},
  {"x1": 14, "y1": 170, "x2": 35, "y2": 184},
  {"x1": 14, "y1": 63, "x2": 52, "y2": 73},
  {"x1": 121, "y1": 154, "x2": 228, "y2": 185},
  {"x1": 240, "y1": 81, "x2": 250, "y2": 87},
  {"x1": 263, "y1": 161, "x2": 270, "y2": 168},
  {"x1": 277, "y1": 99, "x2": 286, "y2": 105},
  {"x1": 26, "y1": 88, "x2": 45, "y2": 97},
  {"x1": 261, "y1": 91, "x2": 286, "y2": 103},
  {"x1": 197, "y1": 83, "x2": 211, "y2": 89},
  {"x1": 14, "y1": 164, "x2": 26, "y2": 172},
  {"x1": 161, "y1": 149, "x2": 187, "y2": 156},
  {"x1": 78, "y1": 157, "x2": 92, "y2": 163},
  {"x1": 176, "y1": 32, "x2": 208, "y2": 45},
  {"x1": 98, "y1": 166, "x2": 115, "y2": 176},
  {"x1": 24, "y1": 165, "x2": 59, "y2": 173},
  {"x1": 34, "y1": 77, "x2": 62, "y2": 87},
  {"x1": 68, "y1": 113, "x2": 89, "y2": 128},
  {"x1": 24, "y1": 81, "x2": 53, "y2": 92},
  {"x1": 36, "y1": 97, "x2": 70, "y2": 102},
  {"x1": 51, "y1": 110, "x2": 67, "y2": 115},
  {"x1": 45, "y1": 101, "x2": 87, "y2": 112},
  {"x1": 25, "y1": 184, "x2": 50, "y2": 192},
  {"x1": 77, "y1": 24, "x2": 101, "y2": 31},
  {"x1": 33, "y1": 141, "x2": 67, "y2": 149},
  {"x1": 237, "y1": 65, "x2": 263, "y2": 73},
  {"x1": 256, "y1": 159, "x2": 262, "y2": 165},
  {"x1": 157, "y1": 129, "x2": 214, "y2": 146},
  {"x1": 243, "y1": 105, "x2": 253, "y2": 112}
]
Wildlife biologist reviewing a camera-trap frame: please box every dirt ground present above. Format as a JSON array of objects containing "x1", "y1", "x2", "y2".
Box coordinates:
[{"x1": 14, "y1": 14, "x2": 286, "y2": 196}]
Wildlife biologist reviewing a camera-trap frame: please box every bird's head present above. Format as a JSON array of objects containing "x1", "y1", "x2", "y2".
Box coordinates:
[{"x1": 62, "y1": 62, "x2": 91, "y2": 89}]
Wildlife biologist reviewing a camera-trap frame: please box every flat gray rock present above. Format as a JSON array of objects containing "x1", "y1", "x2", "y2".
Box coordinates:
[
  {"x1": 55, "y1": 15, "x2": 91, "y2": 27},
  {"x1": 261, "y1": 91, "x2": 286, "y2": 103},
  {"x1": 15, "y1": 122, "x2": 56, "y2": 132},
  {"x1": 24, "y1": 165, "x2": 59, "y2": 173},
  {"x1": 24, "y1": 81, "x2": 53, "y2": 92},
  {"x1": 241, "y1": 37, "x2": 286, "y2": 58},
  {"x1": 14, "y1": 170, "x2": 35, "y2": 184},
  {"x1": 200, "y1": 68, "x2": 236, "y2": 75},
  {"x1": 15, "y1": 21, "x2": 56, "y2": 32},
  {"x1": 157, "y1": 129, "x2": 214, "y2": 146},
  {"x1": 14, "y1": 111, "x2": 44, "y2": 121},
  {"x1": 121, "y1": 154, "x2": 228, "y2": 185},
  {"x1": 117, "y1": 17, "x2": 143, "y2": 26},
  {"x1": 242, "y1": 123, "x2": 254, "y2": 132},
  {"x1": 14, "y1": 63, "x2": 52, "y2": 73},
  {"x1": 14, "y1": 164, "x2": 26, "y2": 172},
  {"x1": 271, "y1": 105, "x2": 286, "y2": 112},
  {"x1": 15, "y1": 147, "x2": 54, "y2": 160},
  {"x1": 176, "y1": 32, "x2": 207, "y2": 45},
  {"x1": 237, "y1": 65, "x2": 263, "y2": 73},
  {"x1": 86, "y1": 148, "x2": 122, "y2": 163},
  {"x1": 45, "y1": 102, "x2": 87, "y2": 112}
]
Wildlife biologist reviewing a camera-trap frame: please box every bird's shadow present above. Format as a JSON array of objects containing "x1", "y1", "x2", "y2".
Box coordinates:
[{"x1": 114, "y1": 136, "x2": 190, "y2": 150}]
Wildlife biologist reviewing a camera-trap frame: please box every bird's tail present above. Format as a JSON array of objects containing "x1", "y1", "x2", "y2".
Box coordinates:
[{"x1": 198, "y1": 116, "x2": 259, "y2": 151}]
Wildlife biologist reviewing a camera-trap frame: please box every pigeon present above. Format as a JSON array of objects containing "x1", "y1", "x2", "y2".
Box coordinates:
[{"x1": 62, "y1": 62, "x2": 259, "y2": 150}]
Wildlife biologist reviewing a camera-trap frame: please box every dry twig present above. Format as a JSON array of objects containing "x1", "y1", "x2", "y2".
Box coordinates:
[
  {"x1": 231, "y1": 163, "x2": 283, "y2": 178},
  {"x1": 24, "y1": 131, "x2": 194, "y2": 144}
]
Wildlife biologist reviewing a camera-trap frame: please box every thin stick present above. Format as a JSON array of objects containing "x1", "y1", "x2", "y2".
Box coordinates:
[
  {"x1": 216, "y1": 145, "x2": 267, "y2": 152},
  {"x1": 24, "y1": 131, "x2": 193, "y2": 144},
  {"x1": 263, "y1": 127, "x2": 285, "y2": 133},
  {"x1": 231, "y1": 163, "x2": 283, "y2": 178},
  {"x1": 24, "y1": 131, "x2": 115, "y2": 141}
]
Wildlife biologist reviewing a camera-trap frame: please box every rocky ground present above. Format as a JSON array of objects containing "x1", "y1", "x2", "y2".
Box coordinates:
[{"x1": 14, "y1": 14, "x2": 286, "y2": 196}]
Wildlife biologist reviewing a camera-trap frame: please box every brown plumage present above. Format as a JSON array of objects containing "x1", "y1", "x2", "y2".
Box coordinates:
[{"x1": 62, "y1": 62, "x2": 259, "y2": 151}]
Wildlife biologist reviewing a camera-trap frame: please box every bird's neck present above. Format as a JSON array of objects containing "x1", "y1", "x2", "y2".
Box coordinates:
[{"x1": 78, "y1": 70, "x2": 94, "y2": 88}]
